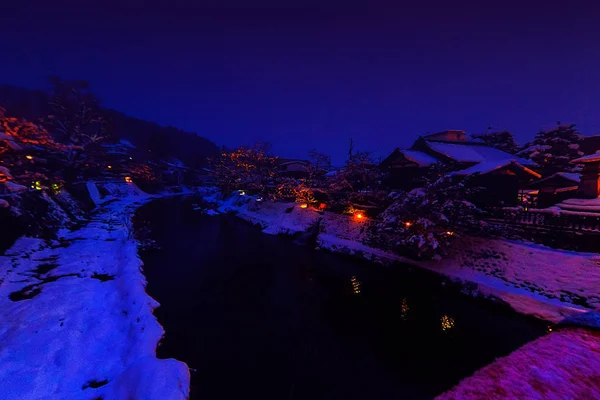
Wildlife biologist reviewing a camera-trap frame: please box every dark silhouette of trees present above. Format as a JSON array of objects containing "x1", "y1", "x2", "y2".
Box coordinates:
[
  {"x1": 519, "y1": 123, "x2": 584, "y2": 173},
  {"x1": 472, "y1": 131, "x2": 520, "y2": 154}
]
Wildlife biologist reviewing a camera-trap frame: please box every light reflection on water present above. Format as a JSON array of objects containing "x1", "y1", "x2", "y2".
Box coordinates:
[
  {"x1": 441, "y1": 315, "x2": 456, "y2": 332},
  {"x1": 351, "y1": 275, "x2": 361, "y2": 295},
  {"x1": 400, "y1": 297, "x2": 410, "y2": 320}
]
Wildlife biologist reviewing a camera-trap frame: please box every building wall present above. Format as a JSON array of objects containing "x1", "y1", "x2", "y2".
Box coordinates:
[{"x1": 280, "y1": 162, "x2": 309, "y2": 173}]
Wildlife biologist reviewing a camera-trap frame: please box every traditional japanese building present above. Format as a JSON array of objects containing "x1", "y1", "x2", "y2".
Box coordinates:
[
  {"x1": 527, "y1": 172, "x2": 580, "y2": 208},
  {"x1": 571, "y1": 154, "x2": 600, "y2": 198},
  {"x1": 380, "y1": 130, "x2": 540, "y2": 206},
  {"x1": 276, "y1": 159, "x2": 311, "y2": 179}
]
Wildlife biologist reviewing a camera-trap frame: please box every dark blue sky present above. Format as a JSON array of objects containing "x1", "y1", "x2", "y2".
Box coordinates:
[{"x1": 1, "y1": 1, "x2": 599, "y2": 163}]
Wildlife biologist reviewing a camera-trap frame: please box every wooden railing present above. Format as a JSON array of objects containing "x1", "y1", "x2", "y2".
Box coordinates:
[{"x1": 488, "y1": 207, "x2": 600, "y2": 233}]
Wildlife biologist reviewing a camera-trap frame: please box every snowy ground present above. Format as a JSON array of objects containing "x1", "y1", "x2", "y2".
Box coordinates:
[
  {"x1": 214, "y1": 193, "x2": 600, "y2": 323},
  {"x1": 218, "y1": 194, "x2": 321, "y2": 235},
  {"x1": 421, "y1": 236, "x2": 600, "y2": 322},
  {"x1": 436, "y1": 326, "x2": 600, "y2": 400},
  {"x1": 0, "y1": 182, "x2": 190, "y2": 400}
]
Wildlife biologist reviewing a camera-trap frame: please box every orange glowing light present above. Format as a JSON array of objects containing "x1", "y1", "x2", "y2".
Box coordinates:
[
  {"x1": 319, "y1": 203, "x2": 327, "y2": 210},
  {"x1": 405, "y1": 222, "x2": 412, "y2": 227},
  {"x1": 125, "y1": 176, "x2": 132, "y2": 183},
  {"x1": 108, "y1": 165, "x2": 112, "y2": 169},
  {"x1": 355, "y1": 212, "x2": 364, "y2": 220},
  {"x1": 25, "y1": 155, "x2": 33, "y2": 160},
  {"x1": 299, "y1": 203, "x2": 308, "y2": 209}
]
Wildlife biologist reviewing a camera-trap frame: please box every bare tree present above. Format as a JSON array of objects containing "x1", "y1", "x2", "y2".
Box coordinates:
[
  {"x1": 308, "y1": 149, "x2": 331, "y2": 173},
  {"x1": 210, "y1": 142, "x2": 278, "y2": 195},
  {"x1": 46, "y1": 77, "x2": 111, "y2": 162}
]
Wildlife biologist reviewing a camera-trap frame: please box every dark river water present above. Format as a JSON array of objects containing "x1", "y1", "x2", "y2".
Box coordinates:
[{"x1": 135, "y1": 196, "x2": 547, "y2": 400}]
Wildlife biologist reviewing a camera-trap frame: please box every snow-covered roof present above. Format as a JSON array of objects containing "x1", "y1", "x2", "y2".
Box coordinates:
[
  {"x1": 534, "y1": 172, "x2": 581, "y2": 185},
  {"x1": 119, "y1": 139, "x2": 136, "y2": 149},
  {"x1": 425, "y1": 141, "x2": 536, "y2": 166},
  {"x1": 278, "y1": 160, "x2": 309, "y2": 166},
  {"x1": 571, "y1": 153, "x2": 600, "y2": 163},
  {"x1": 451, "y1": 160, "x2": 540, "y2": 178},
  {"x1": 399, "y1": 150, "x2": 439, "y2": 167}
]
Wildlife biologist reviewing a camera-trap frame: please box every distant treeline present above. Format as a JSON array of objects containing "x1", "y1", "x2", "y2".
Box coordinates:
[{"x1": 0, "y1": 84, "x2": 219, "y2": 169}]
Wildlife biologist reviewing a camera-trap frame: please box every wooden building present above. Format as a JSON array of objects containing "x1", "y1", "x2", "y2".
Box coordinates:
[
  {"x1": 380, "y1": 130, "x2": 540, "y2": 206},
  {"x1": 276, "y1": 159, "x2": 311, "y2": 179},
  {"x1": 527, "y1": 172, "x2": 580, "y2": 208},
  {"x1": 379, "y1": 148, "x2": 439, "y2": 189},
  {"x1": 571, "y1": 154, "x2": 600, "y2": 198}
]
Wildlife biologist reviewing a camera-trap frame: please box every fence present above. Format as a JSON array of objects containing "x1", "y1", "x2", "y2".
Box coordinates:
[
  {"x1": 489, "y1": 207, "x2": 600, "y2": 233},
  {"x1": 486, "y1": 207, "x2": 600, "y2": 252}
]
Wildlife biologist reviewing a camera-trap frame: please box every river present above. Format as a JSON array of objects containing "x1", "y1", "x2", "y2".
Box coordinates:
[{"x1": 135, "y1": 196, "x2": 547, "y2": 399}]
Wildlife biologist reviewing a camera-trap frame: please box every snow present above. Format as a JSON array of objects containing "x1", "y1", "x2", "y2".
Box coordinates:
[
  {"x1": 520, "y1": 144, "x2": 552, "y2": 156},
  {"x1": 119, "y1": 139, "x2": 136, "y2": 149},
  {"x1": 4, "y1": 181, "x2": 27, "y2": 193},
  {"x1": 0, "y1": 183, "x2": 189, "y2": 399},
  {"x1": 0, "y1": 199, "x2": 8, "y2": 208},
  {"x1": 86, "y1": 181, "x2": 101, "y2": 206},
  {"x1": 572, "y1": 153, "x2": 600, "y2": 163},
  {"x1": 557, "y1": 197, "x2": 600, "y2": 212},
  {"x1": 558, "y1": 311, "x2": 600, "y2": 330},
  {"x1": 558, "y1": 172, "x2": 581, "y2": 182},
  {"x1": 426, "y1": 141, "x2": 536, "y2": 166},
  {"x1": 219, "y1": 194, "x2": 320, "y2": 235},
  {"x1": 399, "y1": 150, "x2": 439, "y2": 167},
  {"x1": 101, "y1": 139, "x2": 136, "y2": 151},
  {"x1": 436, "y1": 328, "x2": 600, "y2": 400},
  {"x1": 206, "y1": 209, "x2": 219, "y2": 215},
  {"x1": 534, "y1": 172, "x2": 581, "y2": 185},
  {"x1": 420, "y1": 237, "x2": 599, "y2": 322},
  {"x1": 451, "y1": 160, "x2": 539, "y2": 177},
  {"x1": 317, "y1": 234, "x2": 409, "y2": 264},
  {"x1": 102, "y1": 356, "x2": 189, "y2": 400},
  {"x1": 0, "y1": 166, "x2": 12, "y2": 178}
]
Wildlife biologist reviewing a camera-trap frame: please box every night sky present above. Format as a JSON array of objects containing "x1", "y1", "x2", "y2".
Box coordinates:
[{"x1": 1, "y1": 1, "x2": 599, "y2": 164}]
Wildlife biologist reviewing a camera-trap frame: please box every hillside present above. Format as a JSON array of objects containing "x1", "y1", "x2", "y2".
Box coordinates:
[{"x1": 0, "y1": 84, "x2": 218, "y2": 168}]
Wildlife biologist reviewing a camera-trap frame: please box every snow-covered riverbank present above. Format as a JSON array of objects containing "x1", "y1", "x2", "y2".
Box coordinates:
[
  {"x1": 214, "y1": 193, "x2": 600, "y2": 398},
  {"x1": 437, "y1": 325, "x2": 600, "y2": 399},
  {"x1": 216, "y1": 193, "x2": 599, "y2": 323},
  {"x1": 0, "y1": 183, "x2": 190, "y2": 400}
]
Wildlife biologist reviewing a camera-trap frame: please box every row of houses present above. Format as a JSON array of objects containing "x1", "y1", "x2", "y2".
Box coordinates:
[
  {"x1": 101, "y1": 130, "x2": 600, "y2": 213},
  {"x1": 379, "y1": 130, "x2": 541, "y2": 206},
  {"x1": 279, "y1": 130, "x2": 600, "y2": 210}
]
